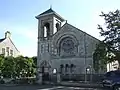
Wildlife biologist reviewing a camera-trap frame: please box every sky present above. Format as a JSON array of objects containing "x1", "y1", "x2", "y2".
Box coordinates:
[{"x1": 0, "y1": 0, "x2": 120, "y2": 57}]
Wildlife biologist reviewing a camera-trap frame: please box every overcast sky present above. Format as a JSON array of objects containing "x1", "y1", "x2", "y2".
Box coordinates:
[{"x1": 0, "y1": 0, "x2": 120, "y2": 57}]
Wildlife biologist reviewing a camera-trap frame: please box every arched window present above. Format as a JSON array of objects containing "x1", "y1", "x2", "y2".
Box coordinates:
[
  {"x1": 59, "y1": 37, "x2": 76, "y2": 57},
  {"x1": 56, "y1": 23, "x2": 60, "y2": 31},
  {"x1": 65, "y1": 64, "x2": 69, "y2": 72},
  {"x1": 60, "y1": 64, "x2": 64, "y2": 74},
  {"x1": 43, "y1": 23, "x2": 50, "y2": 39},
  {"x1": 42, "y1": 66, "x2": 44, "y2": 73},
  {"x1": 70, "y1": 64, "x2": 74, "y2": 73}
]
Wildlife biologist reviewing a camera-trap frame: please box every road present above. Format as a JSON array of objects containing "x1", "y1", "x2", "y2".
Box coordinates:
[
  {"x1": 38, "y1": 86, "x2": 108, "y2": 90},
  {"x1": 0, "y1": 85, "x2": 108, "y2": 90}
]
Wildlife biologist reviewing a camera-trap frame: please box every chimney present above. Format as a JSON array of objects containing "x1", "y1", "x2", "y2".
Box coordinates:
[{"x1": 5, "y1": 31, "x2": 11, "y2": 38}]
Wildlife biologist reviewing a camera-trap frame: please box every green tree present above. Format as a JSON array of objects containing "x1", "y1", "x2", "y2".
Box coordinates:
[
  {"x1": 15, "y1": 56, "x2": 36, "y2": 78},
  {"x1": 98, "y1": 9, "x2": 120, "y2": 67},
  {"x1": 0, "y1": 55, "x2": 36, "y2": 78},
  {"x1": 0, "y1": 55, "x2": 4, "y2": 69},
  {"x1": 0, "y1": 55, "x2": 4, "y2": 76},
  {"x1": 93, "y1": 42, "x2": 108, "y2": 73},
  {"x1": 15, "y1": 56, "x2": 28, "y2": 78},
  {"x1": 2, "y1": 56, "x2": 15, "y2": 78},
  {"x1": 32, "y1": 56, "x2": 37, "y2": 68},
  {"x1": 24, "y1": 56, "x2": 35, "y2": 77}
]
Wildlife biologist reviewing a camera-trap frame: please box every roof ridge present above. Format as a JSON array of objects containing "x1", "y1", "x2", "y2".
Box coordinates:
[
  {"x1": 40, "y1": 8, "x2": 55, "y2": 15},
  {"x1": 66, "y1": 23, "x2": 101, "y2": 41},
  {"x1": 0, "y1": 38, "x2": 5, "y2": 43}
]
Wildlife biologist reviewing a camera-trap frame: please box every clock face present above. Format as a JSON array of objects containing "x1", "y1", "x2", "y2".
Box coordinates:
[{"x1": 61, "y1": 38, "x2": 75, "y2": 53}]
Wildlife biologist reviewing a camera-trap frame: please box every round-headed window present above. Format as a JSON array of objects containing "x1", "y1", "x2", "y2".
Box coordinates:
[{"x1": 59, "y1": 37, "x2": 76, "y2": 56}]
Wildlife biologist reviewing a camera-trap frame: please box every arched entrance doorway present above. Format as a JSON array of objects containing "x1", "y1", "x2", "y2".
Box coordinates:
[{"x1": 40, "y1": 60, "x2": 51, "y2": 82}]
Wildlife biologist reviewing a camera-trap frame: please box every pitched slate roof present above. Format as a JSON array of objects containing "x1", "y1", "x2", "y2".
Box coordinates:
[
  {"x1": 0, "y1": 38, "x2": 5, "y2": 43},
  {"x1": 40, "y1": 8, "x2": 55, "y2": 15},
  {"x1": 36, "y1": 8, "x2": 65, "y2": 21}
]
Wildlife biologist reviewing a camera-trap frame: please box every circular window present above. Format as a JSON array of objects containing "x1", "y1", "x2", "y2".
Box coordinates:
[
  {"x1": 60, "y1": 37, "x2": 76, "y2": 56},
  {"x1": 62, "y1": 39, "x2": 74, "y2": 53}
]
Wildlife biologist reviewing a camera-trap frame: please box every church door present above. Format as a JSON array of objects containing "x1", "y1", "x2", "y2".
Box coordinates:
[
  {"x1": 40, "y1": 61, "x2": 51, "y2": 82},
  {"x1": 42, "y1": 66, "x2": 49, "y2": 82}
]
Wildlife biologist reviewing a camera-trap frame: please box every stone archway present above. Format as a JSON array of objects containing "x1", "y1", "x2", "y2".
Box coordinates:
[{"x1": 40, "y1": 60, "x2": 51, "y2": 82}]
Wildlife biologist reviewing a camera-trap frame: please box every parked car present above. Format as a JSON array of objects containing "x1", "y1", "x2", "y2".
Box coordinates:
[{"x1": 102, "y1": 70, "x2": 120, "y2": 90}]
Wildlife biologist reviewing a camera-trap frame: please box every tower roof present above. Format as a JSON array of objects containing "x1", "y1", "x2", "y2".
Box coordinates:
[
  {"x1": 36, "y1": 8, "x2": 65, "y2": 21},
  {"x1": 40, "y1": 8, "x2": 55, "y2": 16}
]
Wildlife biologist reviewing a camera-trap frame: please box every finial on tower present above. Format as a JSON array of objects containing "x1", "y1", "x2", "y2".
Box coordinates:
[
  {"x1": 50, "y1": 4, "x2": 52, "y2": 9},
  {"x1": 66, "y1": 20, "x2": 67, "y2": 23}
]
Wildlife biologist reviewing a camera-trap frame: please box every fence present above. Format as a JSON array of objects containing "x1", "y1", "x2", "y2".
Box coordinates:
[{"x1": 60, "y1": 74, "x2": 104, "y2": 83}]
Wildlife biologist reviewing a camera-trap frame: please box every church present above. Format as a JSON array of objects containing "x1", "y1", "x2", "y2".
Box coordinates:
[{"x1": 36, "y1": 8, "x2": 100, "y2": 83}]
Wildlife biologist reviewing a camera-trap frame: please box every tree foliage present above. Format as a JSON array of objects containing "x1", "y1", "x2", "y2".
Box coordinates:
[
  {"x1": 32, "y1": 56, "x2": 37, "y2": 68},
  {"x1": 98, "y1": 10, "x2": 120, "y2": 52},
  {"x1": 93, "y1": 10, "x2": 120, "y2": 72},
  {"x1": 94, "y1": 9, "x2": 120, "y2": 71},
  {"x1": 0, "y1": 55, "x2": 36, "y2": 78},
  {"x1": 2, "y1": 56, "x2": 15, "y2": 78},
  {"x1": 0, "y1": 55, "x2": 4, "y2": 69},
  {"x1": 93, "y1": 42, "x2": 107, "y2": 73}
]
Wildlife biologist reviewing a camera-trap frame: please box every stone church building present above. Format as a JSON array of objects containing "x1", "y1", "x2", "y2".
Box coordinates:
[{"x1": 36, "y1": 8, "x2": 100, "y2": 83}]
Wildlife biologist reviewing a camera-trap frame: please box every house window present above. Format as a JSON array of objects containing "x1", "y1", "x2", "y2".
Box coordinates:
[
  {"x1": 10, "y1": 50, "x2": 13, "y2": 56},
  {"x1": 2, "y1": 48, "x2": 5, "y2": 55},
  {"x1": 6, "y1": 47, "x2": 9, "y2": 56}
]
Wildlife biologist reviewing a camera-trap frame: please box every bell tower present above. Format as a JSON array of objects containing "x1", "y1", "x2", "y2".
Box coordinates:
[
  {"x1": 36, "y1": 8, "x2": 65, "y2": 66},
  {"x1": 36, "y1": 8, "x2": 64, "y2": 84},
  {"x1": 36, "y1": 8, "x2": 65, "y2": 68},
  {"x1": 36, "y1": 8, "x2": 65, "y2": 40}
]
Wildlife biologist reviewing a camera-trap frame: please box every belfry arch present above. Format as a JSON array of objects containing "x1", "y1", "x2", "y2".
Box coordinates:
[
  {"x1": 56, "y1": 23, "x2": 60, "y2": 31},
  {"x1": 43, "y1": 23, "x2": 50, "y2": 39}
]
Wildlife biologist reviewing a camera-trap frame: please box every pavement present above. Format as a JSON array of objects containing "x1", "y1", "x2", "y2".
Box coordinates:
[
  {"x1": 0, "y1": 84, "x2": 54, "y2": 90},
  {"x1": 37, "y1": 86, "x2": 104, "y2": 90},
  {"x1": 0, "y1": 81, "x2": 105, "y2": 90},
  {"x1": 58, "y1": 81, "x2": 103, "y2": 88},
  {"x1": 0, "y1": 85, "x2": 107, "y2": 90}
]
